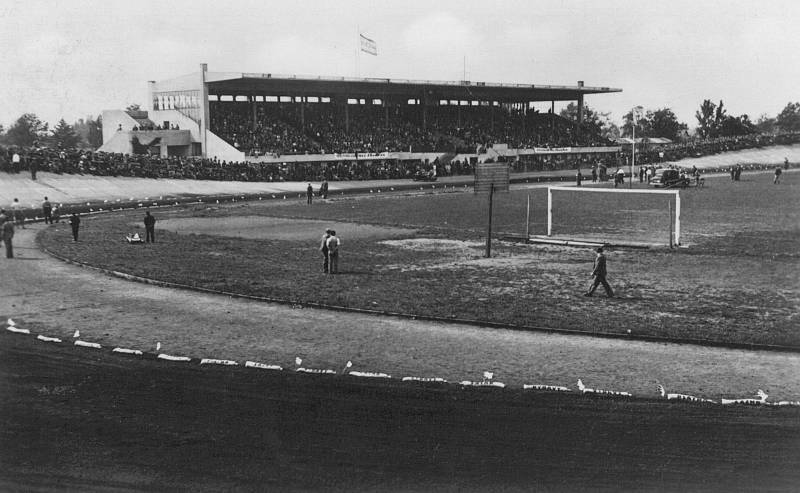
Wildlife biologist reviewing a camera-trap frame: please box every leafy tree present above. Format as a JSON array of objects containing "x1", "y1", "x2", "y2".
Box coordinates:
[
  {"x1": 718, "y1": 114, "x2": 756, "y2": 136},
  {"x1": 713, "y1": 100, "x2": 727, "y2": 135},
  {"x1": 755, "y1": 113, "x2": 776, "y2": 134},
  {"x1": 621, "y1": 107, "x2": 650, "y2": 138},
  {"x1": 51, "y1": 119, "x2": 81, "y2": 148},
  {"x1": 5, "y1": 113, "x2": 49, "y2": 147},
  {"x1": 776, "y1": 102, "x2": 800, "y2": 132},
  {"x1": 559, "y1": 102, "x2": 614, "y2": 138},
  {"x1": 649, "y1": 108, "x2": 688, "y2": 141},
  {"x1": 73, "y1": 116, "x2": 103, "y2": 149},
  {"x1": 695, "y1": 99, "x2": 716, "y2": 138}
]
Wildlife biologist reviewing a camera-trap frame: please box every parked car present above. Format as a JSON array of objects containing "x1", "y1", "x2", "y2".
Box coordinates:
[{"x1": 650, "y1": 168, "x2": 689, "y2": 188}]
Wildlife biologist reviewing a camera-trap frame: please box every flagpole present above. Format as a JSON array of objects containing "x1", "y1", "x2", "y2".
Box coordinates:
[{"x1": 356, "y1": 25, "x2": 360, "y2": 77}]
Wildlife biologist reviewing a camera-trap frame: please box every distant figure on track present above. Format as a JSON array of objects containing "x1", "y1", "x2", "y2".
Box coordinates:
[
  {"x1": 144, "y1": 210, "x2": 156, "y2": 243},
  {"x1": 42, "y1": 197, "x2": 52, "y2": 224},
  {"x1": 774, "y1": 166, "x2": 782, "y2": 184},
  {"x1": 1, "y1": 211, "x2": 15, "y2": 258},
  {"x1": 307, "y1": 183, "x2": 314, "y2": 205},
  {"x1": 69, "y1": 213, "x2": 81, "y2": 242},
  {"x1": 576, "y1": 169, "x2": 583, "y2": 187},
  {"x1": 584, "y1": 247, "x2": 614, "y2": 298}
]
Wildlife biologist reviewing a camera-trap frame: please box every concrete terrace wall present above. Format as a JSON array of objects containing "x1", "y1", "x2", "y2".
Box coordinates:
[{"x1": 673, "y1": 144, "x2": 800, "y2": 169}]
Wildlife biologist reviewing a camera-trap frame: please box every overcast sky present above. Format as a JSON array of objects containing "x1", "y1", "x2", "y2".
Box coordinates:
[{"x1": 1, "y1": 0, "x2": 798, "y2": 130}]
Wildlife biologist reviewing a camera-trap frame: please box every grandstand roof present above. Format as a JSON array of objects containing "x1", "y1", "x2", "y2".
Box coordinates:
[{"x1": 204, "y1": 72, "x2": 621, "y2": 102}]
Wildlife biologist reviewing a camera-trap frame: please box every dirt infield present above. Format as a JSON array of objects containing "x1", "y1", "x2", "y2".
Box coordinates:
[{"x1": 157, "y1": 215, "x2": 417, "y2": 241}]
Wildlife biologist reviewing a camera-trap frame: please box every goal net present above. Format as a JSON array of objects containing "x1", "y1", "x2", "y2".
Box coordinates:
[{"x1": 546, "y1": 186, "x2": 681, "y2": 246}]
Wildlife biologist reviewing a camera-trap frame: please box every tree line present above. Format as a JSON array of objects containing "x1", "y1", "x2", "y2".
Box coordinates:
[
  {"x1": 0, "y1": 114, "x2": 102, "y2": 149},
  {"x1": 561, "y1": 101, "x2": 800, "y2": 142}
]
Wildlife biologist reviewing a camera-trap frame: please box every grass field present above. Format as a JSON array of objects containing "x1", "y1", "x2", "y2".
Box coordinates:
[{"x1": 39, "y1": 171, "x2": 800, "y2": 347}]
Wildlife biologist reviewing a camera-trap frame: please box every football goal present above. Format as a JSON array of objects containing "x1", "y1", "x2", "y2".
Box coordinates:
[{"x1": 545, "y1": 186, "x2": 681, "y2": 247}]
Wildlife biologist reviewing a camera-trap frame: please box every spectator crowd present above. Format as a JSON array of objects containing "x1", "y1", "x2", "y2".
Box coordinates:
[{"x1": 1, "y1": 131, "x2": 798, "y2": 184}]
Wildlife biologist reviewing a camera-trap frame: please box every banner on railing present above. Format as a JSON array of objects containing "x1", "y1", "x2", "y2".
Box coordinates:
[{"x1": 333, "y1": 152, "x2": 389, "y2": 159}]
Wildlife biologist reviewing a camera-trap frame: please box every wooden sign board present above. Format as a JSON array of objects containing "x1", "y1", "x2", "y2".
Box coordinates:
[{"x1": 474, "y1": 163, "x2": 510, "y2": 194}]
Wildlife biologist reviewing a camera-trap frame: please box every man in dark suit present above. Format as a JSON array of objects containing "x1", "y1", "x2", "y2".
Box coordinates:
[
  {"x1": 144, "y1": 210, "x2": 156, "y2": 243},
  {"x1": 585, "y1": 247, "x2": 614, "y2": 297}
]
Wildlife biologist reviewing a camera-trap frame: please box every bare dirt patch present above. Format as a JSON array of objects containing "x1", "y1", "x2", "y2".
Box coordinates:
[{"x1": 159, "y1": 215, "x2": 417, "y2": 241}]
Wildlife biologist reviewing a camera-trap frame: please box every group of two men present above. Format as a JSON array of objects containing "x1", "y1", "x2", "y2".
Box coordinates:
[{"x1": 319, "y1": 229, "x2": 340, "y2": 274}]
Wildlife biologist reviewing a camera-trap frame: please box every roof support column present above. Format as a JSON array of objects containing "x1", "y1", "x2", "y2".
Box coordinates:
[
  {"x1": 422, "y1": 94, "x2": 427, "y2": 130},
  {"x1": 200, "y1": 63, "x2": 209, "y2": 158},
  {"x1": 301, "y1": 97, "x2": 305, "y2": 128},
  {"x1": 344, "y1": 99, "x2": 350, "y2": 133},
  {"x1": 252, "y1": 96, "x2": 257, "y2": 129}
]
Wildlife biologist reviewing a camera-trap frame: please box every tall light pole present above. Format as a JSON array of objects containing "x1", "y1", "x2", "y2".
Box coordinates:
[{"x1": 630, "y1": 106, "x2": 644, "y2": 189}]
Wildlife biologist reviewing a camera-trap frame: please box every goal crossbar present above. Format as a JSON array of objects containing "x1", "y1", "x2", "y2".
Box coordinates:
[{"x1": 547, "y1": 186, "x2": 681, "y2": 245}]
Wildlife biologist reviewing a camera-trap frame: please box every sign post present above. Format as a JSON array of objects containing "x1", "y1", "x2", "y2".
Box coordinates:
[{"x1": 474, "y1": 163, "x2": 510, "y2": 258}]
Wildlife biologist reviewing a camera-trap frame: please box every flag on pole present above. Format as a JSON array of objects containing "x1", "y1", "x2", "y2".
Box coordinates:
[{"x1": 360, "y1": 34, "x2": 377, "y2": 56}]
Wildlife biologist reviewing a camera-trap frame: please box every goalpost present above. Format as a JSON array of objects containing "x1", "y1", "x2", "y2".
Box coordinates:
[{"x1": 546, "y1": 186, "x2": 681, "y2": 246}]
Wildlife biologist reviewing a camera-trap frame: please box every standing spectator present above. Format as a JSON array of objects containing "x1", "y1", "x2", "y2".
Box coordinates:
[
  {"x1": 10, "y1": 198, "x2": 24, "y2": 229},
  {"x1": 784, "y1": 157, "x2": 790, "y2": 170},
  {"x1": 735, "y1": 164, "x2": 743, "y2": 181},
  {"x1": 638, "y1": 166, "x2": 645, "y2": 183},
  {"x1": 326, "y1": 230, "x2": 340, "y2": 274},
  {"x1": 576, "y1": 168, "x2": 583, "y2": 187},
  {"x1": 591, "y1": 166, "x2": 597, "y2": 183},
  {"x1": 646, "y1": 166, "x2": 653, "y2": 184},
  {"x1": 320, "y1": 179, "x2": 329, "y2": 199},
  {"x1": 30, "y1": 157, "x2": 38, "y2": 180},
  {"x1": 42, "y1": 197, "x2": 52, "y2": 224},
  {"x1": 306, "y1": 183, "x2": 313, "y2": 205},
  {"x1": 774, "y1": 166, "x2": 782, "y2": 184},
  {"x1": 1, "y1": 212, "x2": 14, "y2": 258},
  {"x1": 144, "y1": 210, "x2": 156, "y2": 243},
  {"x1": 11, "y1": 151, "x2": 20, "y2": 173},
  {"x1": 584, "y1": 247, "x2": 614, "y2": 298},
  {"x1": 730, "y1": 167, "x2": 736, "y2": 181},
  {"x1": 69, "y1": 213, "x2": 81, "y2": 242},
  {"x1": 51, "y1": 205, "x2": 61, "y2": 223},
  {"x1": 320, "y1": 229, "x2": 331, "y2": 273}
]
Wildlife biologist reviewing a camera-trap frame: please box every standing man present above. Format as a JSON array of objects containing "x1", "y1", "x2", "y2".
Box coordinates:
[
  {"x1": 774, "y1": 165, "x2": 782, "y2": 184},
  {"x1": 584, "y1": 247, "x2": 614, "y2": 298},
  {"x1": 69, "y1": 213, "x2": 81, "y2": 242},
  {"x1": 320, "y1": 229, "x2": 331, "y2": 273},
  {"x1": 306, "y1": 183, "x2": 314, "y2": 205},
  {"x1": 320, "y1": 179, "x2": 329, "y2": 199},
  {"x1": 10, "y1": 198, "x2": 24, "y2": 229},
  {"x1": 144, "y1": 210, "x2": 156, "y2": 243},
  {"x1": 1, "y1": 212, "x2": 14, "y2": 258},
  {"x1": 326, "y1": 230, "x2": 340, "y2": 274},
  {"x1": 576, "y1": 169, "x2": 583, "y2": 187},
  {"x1": 42, "y1": 197, "x2": 52, "y2": 224},
  {"x1": 591, "y1": 166, "x2": 597, "y2": 183}
]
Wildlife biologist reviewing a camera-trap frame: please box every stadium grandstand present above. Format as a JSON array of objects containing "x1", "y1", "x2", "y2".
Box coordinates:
[{"x1": 99, "y1": 63, "x2": 623, "y2": 169}]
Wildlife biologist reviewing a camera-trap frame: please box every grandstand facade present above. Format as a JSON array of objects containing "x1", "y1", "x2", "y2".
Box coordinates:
[{"x1": 100, "y1": 63, "x2": 622, "y2": 165}]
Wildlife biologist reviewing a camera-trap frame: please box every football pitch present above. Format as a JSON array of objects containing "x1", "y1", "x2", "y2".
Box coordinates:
[{"x1": 39, "y1": 170, "x2": 800, "y2": 348}]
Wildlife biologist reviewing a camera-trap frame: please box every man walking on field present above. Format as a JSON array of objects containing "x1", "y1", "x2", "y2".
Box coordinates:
[{"x1": 584, "y1": 247, "x2": 614, "y2": 297}]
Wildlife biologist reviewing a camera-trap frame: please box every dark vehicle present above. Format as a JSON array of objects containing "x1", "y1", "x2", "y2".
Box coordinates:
[
  {"x1": 412, "y1": 170, "x2": 437, "y2": 182},
  {"x1": 650, "y1": 168, "x2": 689, "y2": 188}
]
